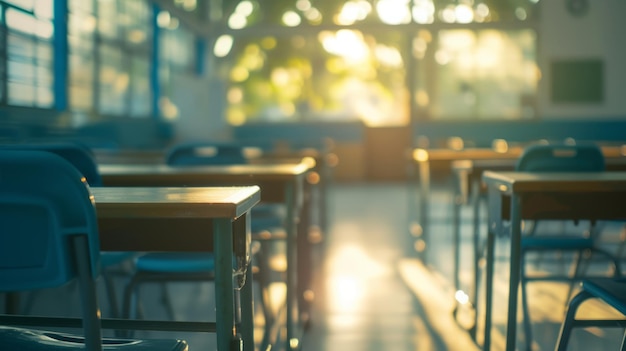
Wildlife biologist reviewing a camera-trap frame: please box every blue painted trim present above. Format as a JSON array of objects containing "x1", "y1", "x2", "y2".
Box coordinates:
[
  {"x1": 232, "y1": 121, "x2": 366, "y2": 145},
  {"x1": 195, "y1": 38, "x2": 205, "y2": 76},
  {"x1": 150, "y1": 3, "x2": 160, "y2": 119},
  {"x1": 413, "y1": 118, "x2": 626, "y2": 147},
  {"x1": 53, "y1": 0, "x2": 68, "y2": 111}
]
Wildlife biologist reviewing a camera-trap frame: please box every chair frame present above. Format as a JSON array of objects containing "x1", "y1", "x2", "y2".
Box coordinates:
[
  {"x1": 0, "y1": 150, "x2": 188, "y2": 351},
  {"x1": 555, "y1": 278, "x2": 626, "y2": 351},
  {"x1": 515, "y1": 143, "x2": 622, "y2": 351}
]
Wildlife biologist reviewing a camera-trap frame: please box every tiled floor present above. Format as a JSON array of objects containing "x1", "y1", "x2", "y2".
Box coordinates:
[{"x1": 3, "y1": 181, "x2": 626, "y2": 351}]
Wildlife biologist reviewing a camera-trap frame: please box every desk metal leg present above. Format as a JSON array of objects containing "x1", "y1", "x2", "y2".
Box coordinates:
[
  {"x1": 483, "y1": 220, "x2": 496, "y2": 351},
  {"x1": 418, "y1": 160, "x2": 430, "y2": 263},
  {"x1": 470, "y1": 180, "x2": 482, "y2": 340},
  {"x1": 505, "y1": 195, "x2": 522, "y2": 351},
  {"x1": 286, "y1": 182, "x2": 302, "y2": 351},
  {"x1": 215, "y1": 218, "x2": 236, "y2": 351},
  {"x1": 240, "y1": 262, "x2": 255, "y2": 351}
]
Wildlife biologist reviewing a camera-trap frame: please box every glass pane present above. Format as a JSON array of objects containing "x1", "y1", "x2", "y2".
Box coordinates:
[
  {"x1": 97, "y1": 0, "x2": 119, "y2": 39},
  {"x1": 69, "y1": 85, "x2": 94, "y2": 110},
  {"x1": 4, "y1": 0, "x2": 35, "y2": 10},
  {"x1": 69, "y1": 0, "x2": 94, "y2": 13},
  {"x1": 6, "y1": 25, "x2": 53, "y2": 108},
  {"x1": 119, "y1": 0, "x2": 150, "y2": 45},
  {"x1": 7, "y1": 61, "x2": 36, "y2": 83},
  {"x1": 68, "y1": 13, "x2": 97, "y2": 38},
  {"x1": 7, "y1": 33, "x2": 35, "y2": 59},
  {"x1": 36, "y1": 41, "x2": 52, "y2": 63},
  {"x1": 129, "y1": 56, "x2": 150, "y2": 117},
  {"x1": 214, "y1": 30, "x2": 409, "y2": 126},
  {"x1": 36, "y1": 84, "x2": 53, "y2": 107},
  {"x1": 215, "y1": 0, "x2": 539, "y2": 28},
  {"x1": 160, "y1": 24, "x2": 194, "y2": 71},
  {"x1": 69, "y1": 53, "x2": 95, "y2": 86},
  {"x1": 7, "y1": 82, "x2": 35, "y2": 105},
  {"x1": 5, "y1": 8, "x2": 53, "y2": 39},
  {"x1": 415, "y1": 28, "x2": 537, "y2": 120},
  {"x1": 98, "y1": 45, "x2": 128, "y2": 115},
  {"x1": 36, "y1": 65, "x2": 53, "y2": 85}
]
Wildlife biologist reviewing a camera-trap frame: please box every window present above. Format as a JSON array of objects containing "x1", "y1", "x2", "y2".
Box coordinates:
[
  {"x1": 67, "y1": 0, "x2": 152, "y2": 118},
  {"x1": 68, "y1": 0, "x2": 96, "y2": 112},
  {"x1": 157, "y1": 12, "x2": 196, "y2": 120},
  {"x1": 415, "y1": 29, "x2": 538, "y2": 120},
  {"x1": 209, "y1": 0, "x2": 540, "y2": 126},
  {"x1": 214, "y1": 30, "x2": 408, "y2": 126},
  {"x1": 3, "y1": 0, "x2": 54, "y2": 108}
]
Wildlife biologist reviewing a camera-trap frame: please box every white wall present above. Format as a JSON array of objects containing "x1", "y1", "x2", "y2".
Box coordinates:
[
  {"x1": 539, "y1": 0, "x2": 626, "y2": 118},
  {"x1": 170, "y1": 74, "x2": 231, "y2": 142}
]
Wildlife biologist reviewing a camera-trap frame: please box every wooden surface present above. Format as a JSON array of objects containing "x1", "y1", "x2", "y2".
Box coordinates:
[
  {"x1": 92, "y1": 186, "x2": 260, "y2": 218},
  {"x1": 99, "y1": 162, "x2": 309, "y2": 203},
  {"x1": 92, "y1": 186, "x2": 260, "y2": 252},
  {"x1": 482, "y1": 171, "x2": 626, "y2": 193},
  {"x1": 481, "y1": 170, "x2": 626, "y2": 351}
]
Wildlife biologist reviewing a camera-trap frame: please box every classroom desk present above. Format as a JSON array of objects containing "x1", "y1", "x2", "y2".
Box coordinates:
[
  {"x1": 409, "y1": 147, "x2": 524, "y2": 262},
  {"x1": 93, "y1": 186, "x2": 260, "y2": 351},
  {"x1": 480, "y1": 171, "x2": 626, "y2": 351},
  {"x1": 450, "y1": 155, "x2": 626, "y2": 337},
  {"x1": 411, "y1": 145, "x2": 626, "y2": 263},
  {"x1": 99, "y1": 162, "x2": 310, "y2": 351}
]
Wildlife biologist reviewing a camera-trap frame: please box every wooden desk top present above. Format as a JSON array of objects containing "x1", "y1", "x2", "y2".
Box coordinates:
[
  {"x1": 99, "y1": 162, "x2": 310, "y2": 182},
  {"x1": 415, "y1": 145, "x2": 626, "y2": 163},
  {"x1": 482, "y1": 171, "x2": 626, "y2": 194},
  {"x1": 91, "y1": 186, "x2": 261, "y2": 219},
  {"x1": 412, "y1": 147, "x2": 525, "y2": 163},
  {"x1": 92, "y1": 186, "x2": 261, "y2": 252},
  {"x1": 99, "y1": 163, "x2": 309, "y2": 203}
]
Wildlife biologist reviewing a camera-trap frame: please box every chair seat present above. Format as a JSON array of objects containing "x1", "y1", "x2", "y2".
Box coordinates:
[
  {"x1": 521, "y1": 236, "x2": 594, "y2": 251},
  {"x1": 582, "y1": 278, "x2": 626, "y2": 315},
  {"x1": 0, "y1": 326, "x2": 189, "y2": 350},
  {"x1": 102, "y1": 252, "x2": 136, "y2": 268},
  {"x1": 135, "y1": 253, "x2": 215, "y2": 273}
]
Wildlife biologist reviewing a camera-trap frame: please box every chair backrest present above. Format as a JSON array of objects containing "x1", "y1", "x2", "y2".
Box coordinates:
[
  {"x1": 0, "y1": 142, "x2": 102, "y2": 186},
  {"x1": 0, "y1": 150, "x2": 100, "y2": 291},
  {"x1": 165, "y1": 141, "x2": 247, "y2": 166},
  {"x1": 515, "y1": 144, "x2": 605, "y2": 172}
]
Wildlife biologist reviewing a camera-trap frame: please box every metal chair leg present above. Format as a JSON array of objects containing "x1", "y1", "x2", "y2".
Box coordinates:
[{"x1": 554, "y1": 289, "x2": 591, "y2": 351}]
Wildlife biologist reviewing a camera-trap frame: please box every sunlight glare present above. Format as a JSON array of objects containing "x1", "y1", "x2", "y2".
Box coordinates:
[
  {"x1": 374, "y1": 44, "x2": 403, "y2": 68},
  {"x1": 376, "y1": 0, "x2": 411, "y2": 25},
  {"x1": 475, "y1": 3, "x2": 490, "y2": 20},
  {"x1": 228, "y1": 13, "x2": 247, "y2": 29},
  {"x1": 236, "y1": 1, "x2": 254, "y2": 16},
  {"x1": 214, "y1": 35, "x2": 234, "y2": 57},
  {"x1": 304, "y1": 7, "x2": 323, "y2": 23},
  {"x1": 282, "y1": 11, "x2": 302, "y2": 27},
  {"x1": 412, "y1": 0, "x2": 435, "y2": 24},
  {"x1": 6, "y1": 8, "x2": 52, "y2": 38},
  {"x1": 157, "y1": 11, "x2": 171, "y2": 28},
  {"x1": 455, "y1": 4, "x2": 474, "y2": 24},
  {"x1": 515, "y1": 7, "x2": 528, "y2": 20},
  {"x1": 336, "y1": 0, "x2": 371, "y2": 25},
  {"x1": 440, "y1": 5, "x2": 456, "y2": 23},
  {"x1": 296, "y1": 0, "x2": 311, "y2": 11},
  {"x1": 455, "y1": 290, "x2": 469, "y2": 304},
  {"x1": 320, "y1": 30, "x2": 368, "y2": 63}
]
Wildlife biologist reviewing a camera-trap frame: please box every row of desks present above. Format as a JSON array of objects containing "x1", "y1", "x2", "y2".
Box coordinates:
[
  {"x1": 93, "y1": 160, "x2": 316, "y2": 351},
  {"x1": 409, "y1": 144, "x2": 626, "y2": 351}
]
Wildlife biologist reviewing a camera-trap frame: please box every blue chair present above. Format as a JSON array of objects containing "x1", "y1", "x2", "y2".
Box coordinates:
[
  {"x1": 0, "y1": 142, "x2": 135, "y2": 318},
  {"x1": 515, "y1": 143, "x2": 622, "y2": 350},
  {"x1": 0, "y1": 150, "x2": 188, "y2": 351},
  {"x1": 555, "y1": 278, "x2": 626, "y2": 351},
  {"x1": 122, "y1": 141, "x2": 283, "y2": 348}
]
